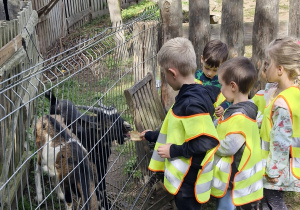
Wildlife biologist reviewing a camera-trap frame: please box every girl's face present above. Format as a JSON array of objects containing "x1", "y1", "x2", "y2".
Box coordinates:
[{"x1": 264, "y1": 57, "x2": 279, "y2": 83}]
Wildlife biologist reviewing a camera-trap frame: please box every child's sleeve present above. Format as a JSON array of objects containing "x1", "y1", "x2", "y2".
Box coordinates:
[
  {"x1": 144, "y1": 130, "x2": 160, "y2": 143},
  {"x1": 266, "y1": 106, "x2": 292, "y2": 178},
  {"x1": 170, "y1": 135, "x2": 219, "y2": 158},
  {"x1": 220, "y1": 100, "x2": 231, "y2": 110},
  {"x1": 216, "y1": 134, "x2": 245, "y2": 156}
]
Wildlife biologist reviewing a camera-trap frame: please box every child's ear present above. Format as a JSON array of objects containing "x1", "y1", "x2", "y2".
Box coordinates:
[
  {"x1": 278, "y1": 65, "x2": 284, "y2": 76},
  {"x1": 200, "y1": 55, "x2": 204, "y2": 64},
  {"x1": 230, "y1": 81, "x2": 238, "y2": 91},
  {"x1": 168, "y1": 68, "x2": 177, "y2": 78}
]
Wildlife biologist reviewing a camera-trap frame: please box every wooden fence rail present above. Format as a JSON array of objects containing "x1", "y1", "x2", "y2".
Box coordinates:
[
  {"x1": 0, "y1": 2, "x2": 42, "y2": 208},
  {"x1": 31, "y1": 0, "x2": 143, "y2": 55}
]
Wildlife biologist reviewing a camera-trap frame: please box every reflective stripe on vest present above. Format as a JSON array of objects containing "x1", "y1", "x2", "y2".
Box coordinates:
[
  {"x1": 291, "y1": 137, "x2": 300, "y2": 178},
  {"x1": 149, "y1": 108, "x2": 219, "y2": 203},
  {"x1": 195, "y1": 161, "x2": 214, "y2": 196},
  {"x1": 212, "y1": 114, "x2": 263, "y2": 206},
  {"x1": 148, "y1": 111, "x2": 170, "y2": 172},
  {"x1": 151, "y1": 133, "x2": 168, "y2": 163},
  {"x1": 211, "y1": 155, "x2": 233, "y2": 196},
  {"x1": 260, "y1": 87, "x2": 300, "y2": 178}
]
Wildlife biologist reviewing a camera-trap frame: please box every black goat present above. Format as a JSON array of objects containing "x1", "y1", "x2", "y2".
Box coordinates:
[{"x1": 45, "y1": 90, "x2": 132, "y2": 209}]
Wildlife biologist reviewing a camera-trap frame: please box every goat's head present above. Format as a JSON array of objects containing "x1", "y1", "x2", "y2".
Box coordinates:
[{"x1": 96, "y1": 103, "x2": 132, "y2": 145}]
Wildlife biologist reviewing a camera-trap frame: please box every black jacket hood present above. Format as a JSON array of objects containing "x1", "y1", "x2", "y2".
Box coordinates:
[{"x1": 173, "y1": 84, "x2": 220, "y2": 117}]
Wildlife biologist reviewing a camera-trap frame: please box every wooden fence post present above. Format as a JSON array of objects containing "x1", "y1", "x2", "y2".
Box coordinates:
[
  {"x1": 158, "y1": 0, "x2": 182, "y2": 111},
  {"x1": 289, "y1": 0, "x2": 300, "y2": 38},
  {"x1": 251, "y1": 0, "x2": 279, "y2": 97},
  {"x1": 189, "y1": 0, "x2": 210, "y2": 68},
  {"x1": 133, "y1": 21, "x2": 158, "y2": 82},
  {"x1": 221, "y1": 0, "x2": 244, "y2": 59}
]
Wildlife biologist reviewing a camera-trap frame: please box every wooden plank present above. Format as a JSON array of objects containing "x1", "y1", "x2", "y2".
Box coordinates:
[
  {"x1": 144, "y1": 82, "x2": 163, "y2": 128},
  {"x1": 1, "y1": 152, "x2": 32, "y2": 209},
  {"x1": 125, "y1": 72, "x2": 152, "y2": 95},
  {"x1": 141, "y1": 85, "x2": 156, "y2": 129},
  {"x1": 91, "y1": 8, "x2": 110, "y2": 19},
  {"x1": 66, "y1": 8, "x2": 91, "y2": 28},
  {"x1": 37, "y1": 0, "x2": 59, "y2": 17},
  {"x1": 0, "y1": 48, "x2": 26, "y2": 74},
  {"x1": 21, "y1": 10, "x2": 39, "y2": 48},
  {"x1": 0, "y1": 34, "x2": 22, "y2": 67}
]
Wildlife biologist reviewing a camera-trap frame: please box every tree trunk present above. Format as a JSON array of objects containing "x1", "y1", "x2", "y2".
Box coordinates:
[
  {"x1": 251, "y1": 0, "x2": 279, "y2": 97},
  {"x1": 189, "y1": 0, "x2": 210, "y2": 68},
  {"x1": 220, "y1": 0, "x2": 244, "y2": 59},
  {"x1": 107, "y1": 0, "x2": 129, "y2": 74},
  {"x1": 158, "y1": 0, "x2": 182, "y2": 111},
  {"x1": 289, "y1": 0, "x2": 300, "y2": 38}
]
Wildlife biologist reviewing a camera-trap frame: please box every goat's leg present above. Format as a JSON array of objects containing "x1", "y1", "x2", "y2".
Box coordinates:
[
  {"x1": 64, "y1": 185, "x2": 73, "y2": 210},
  {"x1": 35, "y1": 163, "x2": 43, "y2": 202},
  {"x1": 55, "y1": 182, "x2": 65, "y2": 201},
  {"x1": 101, "y1": 181, "x2": 111, "y2": 210}
]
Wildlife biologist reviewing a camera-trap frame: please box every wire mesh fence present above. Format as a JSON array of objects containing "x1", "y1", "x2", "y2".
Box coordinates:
[{"x1": 0, "y1": 5, "x2": 161, "y2": 210}]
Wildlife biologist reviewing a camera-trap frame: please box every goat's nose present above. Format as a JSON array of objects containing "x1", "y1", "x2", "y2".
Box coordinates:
[{"x1": 123, "y1": 121, "x2": 133, "y2": 131}]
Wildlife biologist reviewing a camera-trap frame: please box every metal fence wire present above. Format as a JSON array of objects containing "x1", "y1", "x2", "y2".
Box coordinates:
[{"x1": 0, "y1": 5, "x2": 160, "y2": 210}]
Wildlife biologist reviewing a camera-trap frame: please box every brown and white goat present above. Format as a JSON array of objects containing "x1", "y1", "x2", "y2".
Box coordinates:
[{"x1": 35, "y1": 114, "x2": 99, "y2": 210}]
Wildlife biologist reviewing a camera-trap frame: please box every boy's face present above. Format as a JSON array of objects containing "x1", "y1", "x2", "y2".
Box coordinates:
[
  {"x1": 219, "y1": 73, "x2": 235, "y2": 103},
  {"x1": 201, "y1": 56, "x2": 218, "y2": 79}
]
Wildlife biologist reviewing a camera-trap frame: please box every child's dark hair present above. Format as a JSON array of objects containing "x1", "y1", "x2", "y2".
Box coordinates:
[
  {"x1": 218, "y1": 57, "x2": 257, "y2": 94},
  {"x1": 203, "y1": 39, "x2": 228, "y2": 68}
]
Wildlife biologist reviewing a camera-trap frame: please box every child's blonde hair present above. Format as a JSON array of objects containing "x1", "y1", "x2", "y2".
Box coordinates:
[
  {"x1": 266, "y1": 37, "x2": 300, "y2": 85},
  {"x1": 157, "y1": 37, "x2": 197, "y2": 76}
]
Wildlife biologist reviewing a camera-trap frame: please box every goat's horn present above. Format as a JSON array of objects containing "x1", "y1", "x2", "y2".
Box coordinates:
[{"x1": 76, "y1": 105, "x2": 117, "y2": 115}]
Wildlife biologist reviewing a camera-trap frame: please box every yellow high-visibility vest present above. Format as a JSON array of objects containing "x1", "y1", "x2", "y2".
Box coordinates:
[
  {"x1": 194, "y1": 78, "x2": 203, "y2": 85},
  {"x1": 260, "y1": 86, "x2": 300, "y2": 178},
  {"x1": 211, "y1": 114, "x2": 263, "y2": 206},
  {"x1": 214, "y1": 92, "x2": 226, "y2": 109},
  {"x1": 149, "y1": 109, "x2": 219, "y2": 203},
  {"x1": 251, "y1": 90, "x2": 266, "y2": 120}
]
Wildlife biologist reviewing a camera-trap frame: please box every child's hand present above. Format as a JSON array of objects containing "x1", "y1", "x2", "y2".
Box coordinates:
[
  {"x1": 157, "y1": 143, "x2": 172, "y2": 158},
  {"x1": 266, "y1": 175, "x2": 279, "y2": 184},
  {"x1": 215, "y1": 106, "x2": 224, "y2": 117},
  {"x1": 140, "y1": 129, "x2": 152, "y2": 141}
]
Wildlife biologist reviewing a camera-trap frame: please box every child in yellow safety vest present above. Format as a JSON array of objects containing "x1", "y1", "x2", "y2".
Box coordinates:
[
  {"x1": 211, "y1": 57, "x2": 263, "y2": 209},
  {"x1": 140, "y1": 37, "x2": 221, "y2": 210},
  {"x1": 194, "y1": 40, "x2": 231, "y2": 120},
  {"x1": 251, "y1": 61, "x2": 277, "y2": 128},
  {"x1": 260, "y1": 37, "x2": 300, "y2": 209}
]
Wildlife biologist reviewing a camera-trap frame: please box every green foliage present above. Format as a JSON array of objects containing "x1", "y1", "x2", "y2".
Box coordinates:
[
  {"x1": 116, "y1": 141, "x2": 135, "y2": 154},
  {"x1": 244, "y1": 8, "x2": 255, "y2": 19},
  {"x1": 121, "y1": 0, "x2": 157, "y2": 20},
  {"x1": 279, "y1": 4, "x2": 289, "y2": 10},
  {"x1": 123, "y1": 155, "x2": 142, "y2": 179},
  {"x1": 26, "y1": 127, "x2": 36, "y2": 152}
]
